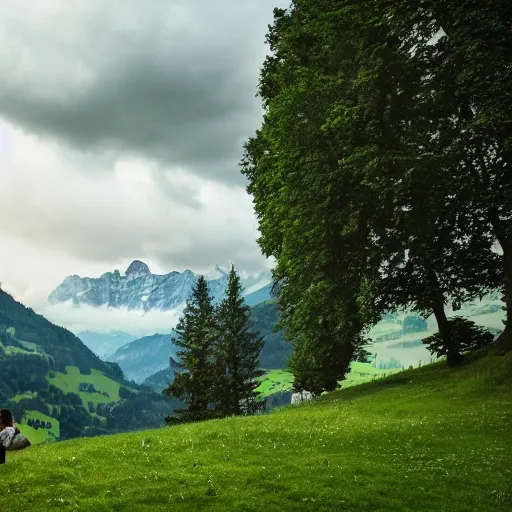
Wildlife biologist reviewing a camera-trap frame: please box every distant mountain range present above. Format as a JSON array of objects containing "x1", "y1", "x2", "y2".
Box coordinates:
[
  {"x1": 142, "y1": 357, "x2": 183, "y2": 393},
  {"x1": 107, "y1": 333, "x2": 180, "y2": 383},
  {"x1": 48, "y1": 260, "x2": 271, "y2": 312},
  {"x1": 77, "y1": 330, "x2": 138, "y2": 359}
]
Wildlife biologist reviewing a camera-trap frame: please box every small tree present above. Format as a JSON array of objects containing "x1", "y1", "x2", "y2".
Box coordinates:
[
  {"x1": 423, "y1": 317, "x2": 494, "y2": 360},
  {"x1": 164, "y1": 276, "x2": 216, "y2": 423},
  {"x1": 212, "y1": 265, "x2": 264, "y2": 417},
  {"x1": 352, "y1": 334, "x2": 372, "y2": 364},
  {"x1": 402, "y1": 316, "x2": 427, "y2": 335}
]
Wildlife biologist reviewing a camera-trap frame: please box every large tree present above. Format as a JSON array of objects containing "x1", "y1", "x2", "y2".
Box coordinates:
[
  {"x1": 212, "y1": 265, "x2": 264, "y2": 416},
  {"x1": 164, "y1": 276, "x2": 216, "y2": 423},
  {"x1": 243, "y1": 3, "x2": 383, "y2": 393},
  {"x1": 243, "y1": 0, "x2": 505, "y2": 387},
  {"x1": 388, "y1": 0, "x2": 512, "y2": 347}
]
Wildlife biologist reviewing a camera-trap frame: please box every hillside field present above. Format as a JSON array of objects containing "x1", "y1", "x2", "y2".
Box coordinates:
[
  {"x1": 1, "y1": 348, "x2": 510, "y2": 511},
  {"x1": 18, "y1": 410, "x2": 60, "y2": 444},
  {"x1": 256, "y1": 362, "x2": 399, "y2": 398},
  {"x1": 47, "y1": 366, "x2": 122, "y2": 406}
]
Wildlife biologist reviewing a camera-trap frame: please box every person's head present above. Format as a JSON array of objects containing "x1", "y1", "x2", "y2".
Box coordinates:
[{"x1": 0, "y1": 409, "x2": 13, "y2": 430}]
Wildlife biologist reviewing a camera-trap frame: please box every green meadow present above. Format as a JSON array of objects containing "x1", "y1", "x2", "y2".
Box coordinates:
[
  {"x1": 2, "y1": 348, "x2": 510, "y2": 511},
  {"x1": 18, "y1": 410, "x2": 60, "y2": 445},
  {"x1": 256, "y1": 362, "x2": 399, "y2": 398},
  {"x1": 47, "y1": 366, "x2": 122, "y2": 407}
]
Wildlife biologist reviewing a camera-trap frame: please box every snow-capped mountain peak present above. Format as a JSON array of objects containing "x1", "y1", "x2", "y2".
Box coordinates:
[
  {"x1": 48, "y1": 262, "x2": 272, "y2": 312},
  {"x1": 125, "y1": 260, "x2": 151, "y2": 280}
]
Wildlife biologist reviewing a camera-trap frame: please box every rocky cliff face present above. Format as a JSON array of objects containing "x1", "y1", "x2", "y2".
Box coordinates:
[{"x1": 48, "y1": 261, "x2": 271, "y2": 312}]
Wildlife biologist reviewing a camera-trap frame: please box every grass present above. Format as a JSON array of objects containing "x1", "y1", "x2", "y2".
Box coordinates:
[
  {"x1": 257, "y1": 370, "x2": 294, "y2": 398},
  {"x1": 47, "y1": 366, "x2": 121, "y2": 408},
  {"x1": 257, "y1": 363, "x2": 400, "y2": 398},
  {"x1": 340, "y1": 361, "x2": 402, "y2": 388},
  {"x1": 1, "y1": 348, "x2": 510, "y2": 511},
  {"x1": 17, "y1": 411, "x2": 60, "y2": 445},
  {"x1": 12, "y1": 392, "x2": 37, "y2": 403}
]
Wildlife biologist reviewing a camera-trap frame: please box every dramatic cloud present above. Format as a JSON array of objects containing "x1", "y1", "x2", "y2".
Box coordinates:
[
  {"x1": 0, "y1": 1, "x2": 283, "y2": 319},
  {"x1": 0, "y1": 0, "x2": 283, "y2": 184},
  {"x1": 0, "y1": 124, "x2": 269, "y2": 309}
]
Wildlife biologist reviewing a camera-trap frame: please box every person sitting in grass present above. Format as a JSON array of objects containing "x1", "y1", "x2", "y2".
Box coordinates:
[{"x1": 0, "y1": 409, "x2": 31, "y2": 464}]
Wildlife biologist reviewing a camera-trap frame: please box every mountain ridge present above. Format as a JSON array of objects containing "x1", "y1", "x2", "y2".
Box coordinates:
[{"x1": 48, "y1": 260, "x2": 271, "y2": 312}]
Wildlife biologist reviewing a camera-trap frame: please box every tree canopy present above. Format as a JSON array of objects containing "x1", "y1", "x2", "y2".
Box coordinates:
[{"x1": 242, "y1": 0, "x2": 511, "y2": 391}]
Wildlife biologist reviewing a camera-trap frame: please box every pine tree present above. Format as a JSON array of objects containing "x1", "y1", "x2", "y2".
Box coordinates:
[
  {"x1": 212, "y1": 265, "x2": 264, "y2": 417},
  {"x1": 164, "y1": 276, "x2": 215, "y2": 423}
]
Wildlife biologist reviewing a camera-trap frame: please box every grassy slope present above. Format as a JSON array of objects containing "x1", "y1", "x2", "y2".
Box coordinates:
[
  {"x1": 257, "y1": 363, "x2": 399, "y2": 398},
  {"x1": 1, "y1": 349, "x2": 511, "y2": 511},
  {"x1": 48, "y1": 366, "x2": 121, "y2": 407}
]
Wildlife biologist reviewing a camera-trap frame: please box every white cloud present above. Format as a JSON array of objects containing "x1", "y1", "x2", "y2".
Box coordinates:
[
  {"x1": 0, "y1": 0, "x2": 284, "y2": 330},
  {"x1": 0, "y1": 123, "x2": 268, "y2": 311},
  {"x1": 41, "y1": 301, "x2": 182, "y2": 338}
]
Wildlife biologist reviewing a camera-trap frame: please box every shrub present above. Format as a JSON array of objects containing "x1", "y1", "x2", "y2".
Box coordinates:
[{"x1": 423, "y1": 317, "x2": 494, "y2": 358}]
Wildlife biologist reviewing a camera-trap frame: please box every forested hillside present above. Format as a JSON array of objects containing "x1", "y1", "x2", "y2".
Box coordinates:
[
  {"x1": 250, "y1": 300, "x2": 292, "y2": 369},
  {"x1": 0, "y1": 288, "x2": 179, "y2": 441}
]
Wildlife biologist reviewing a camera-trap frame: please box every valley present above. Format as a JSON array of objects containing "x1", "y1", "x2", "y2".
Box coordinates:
[
  {"x1": 1, "y1": 1, "x2": 510, "y2": 510},
  {"x1": 3, "y1": 348, "x2": 510, "y2": 511},
  {"x1": 0, "y1": 288, "x2": 180, "y2": 443},
  {"x1": 66, "y1": 284, "x2": 504, "y2": 411}
]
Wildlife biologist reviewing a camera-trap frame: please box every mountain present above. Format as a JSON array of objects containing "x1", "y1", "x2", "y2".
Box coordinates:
[
  {"x1": 107, "y1": 333, "x2": 179, "y2": 383},
  {"x1": 250, "y1": 300, "x2": 293, "y2": 369},
  {"x1": 245, "y1": 283, "x2": 272, "y2": 307},
  {"x1": 48, "y1": 260, "x2": 271, "y2": 311},
  {"x1": 141, "y1": 356, "x2": 183, "y2": 393},
  {"x1": 0, "y1": 288, "x2": 179, "y2": 441},
  {"x1": 77, "y1": 330, "x2": 138, "y2": 359}
]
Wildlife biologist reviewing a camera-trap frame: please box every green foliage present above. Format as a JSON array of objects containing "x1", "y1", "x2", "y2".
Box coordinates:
[
  {"x1": 242, "y1": 3, "x2": 384, "y2": 395},
  {"x1": 242, "y1": 0, "x2": 511, "y2": 386},
  {"x1": 212, "y1": 266, "x2": 264, "y2": 416},
  {"x1": 352, "y1": 335, "x2": 372, "y2": 363},
  {"x1": 423, "y1": 317, "x2": 495, "y2": 359},
  {"x1": 401, "y1": 316, "x2": 428, "y2": 335},
  {"x1": 165, "y1": 269, "x2": 265, "y2": 422},
  {"x1": 164, "y1": 275, "x2": 217, "y2": 423},
  {"x1": 2, "y1": 351, "x2": 511, "y2": 511}
]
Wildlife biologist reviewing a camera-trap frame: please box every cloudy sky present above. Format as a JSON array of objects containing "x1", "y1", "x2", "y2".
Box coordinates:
[{"x1": 0, "y1": 0, "x2": 284, "y2": 325}]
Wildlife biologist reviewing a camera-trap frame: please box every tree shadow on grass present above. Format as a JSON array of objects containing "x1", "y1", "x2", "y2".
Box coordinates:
[{"x1": 320, "y1": 374, "x2": 415, "y2": 405}]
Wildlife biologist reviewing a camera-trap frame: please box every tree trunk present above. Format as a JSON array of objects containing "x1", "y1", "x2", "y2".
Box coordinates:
[
  {"x1": 491, "y1": 221, "x2": 512, "y2": 351},
  {"x1": 427, "y1": 269, "x2": 462, "y2": 366},
  {"x1": 431, "y1": 297, "x2": 460, "y2": 366}
]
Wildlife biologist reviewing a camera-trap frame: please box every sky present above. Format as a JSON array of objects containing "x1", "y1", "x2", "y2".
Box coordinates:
[{"x1": 0, "y1": 0, "x2": 285, "y2": 330}]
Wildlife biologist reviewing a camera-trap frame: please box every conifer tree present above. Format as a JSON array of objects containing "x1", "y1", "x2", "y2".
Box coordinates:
[
  {"x1": 212, "y1": 265, "x2": 264, "y2": 417},
  {"x1": 164, "y1": 276, "x2": 215, "y2": 423}
]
